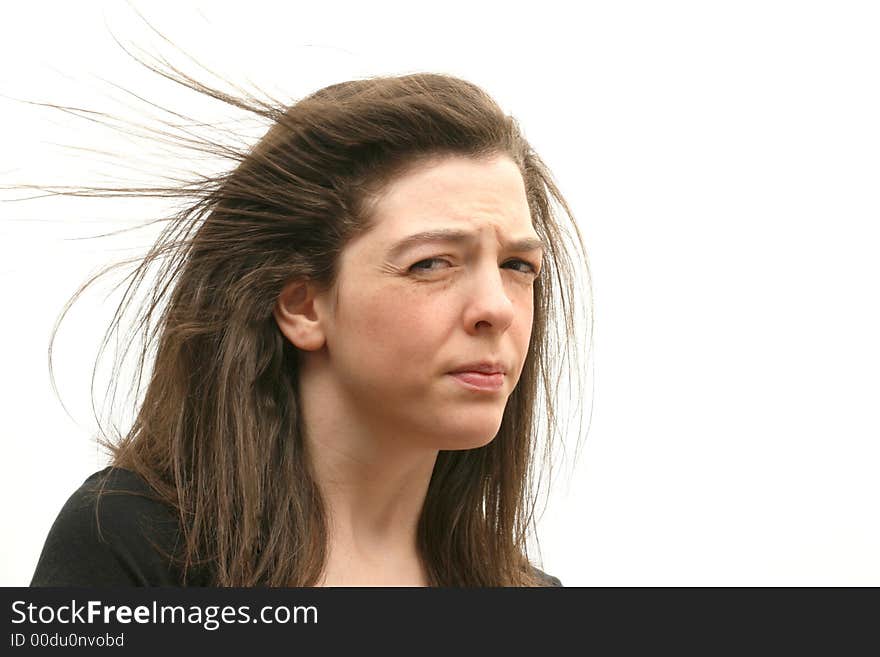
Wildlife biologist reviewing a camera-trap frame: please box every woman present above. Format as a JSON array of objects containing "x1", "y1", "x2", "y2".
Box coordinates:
[{"x1": 30, "y1": 69, "x2": 591, "y2": 586}]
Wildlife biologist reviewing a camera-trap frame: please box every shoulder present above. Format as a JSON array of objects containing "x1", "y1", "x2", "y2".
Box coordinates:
[
  {"x1": 530, "y1": 565, "x2": 563, "y2": 587},
  {"x1": 31, "y1": 467, "x2": 189, "y2": 586}
]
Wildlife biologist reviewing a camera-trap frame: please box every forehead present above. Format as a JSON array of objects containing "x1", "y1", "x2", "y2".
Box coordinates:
[{"x1": 362, "y1": 154, "x2": 536, "y2": 244}]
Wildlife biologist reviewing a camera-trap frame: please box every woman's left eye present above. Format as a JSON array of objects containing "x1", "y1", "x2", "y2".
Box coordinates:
[{"x1": 503, "y1": 259, "x2": 539, "y2": 275}]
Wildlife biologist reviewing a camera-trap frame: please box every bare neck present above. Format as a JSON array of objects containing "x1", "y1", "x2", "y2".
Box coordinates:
[{"x1": 299, "y1": 364, "x2": 439, "y2": 586}]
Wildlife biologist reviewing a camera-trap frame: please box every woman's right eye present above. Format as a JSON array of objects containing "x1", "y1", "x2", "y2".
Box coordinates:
[{"x1": 409, "y1": 258, "x2": 450, "y2": 272}]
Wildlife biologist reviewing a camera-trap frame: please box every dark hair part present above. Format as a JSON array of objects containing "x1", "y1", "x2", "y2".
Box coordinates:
[{"x1": 43, "y1": 64, "x2": 593, "y2": 586}]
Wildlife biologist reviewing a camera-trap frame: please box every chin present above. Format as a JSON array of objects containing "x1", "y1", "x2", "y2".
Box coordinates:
[{"x1": 434, "y1": 421, "x2": 502, "y2": 451}]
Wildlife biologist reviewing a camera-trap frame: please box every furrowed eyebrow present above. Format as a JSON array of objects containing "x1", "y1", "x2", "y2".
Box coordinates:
[{"x1": 387, "y1": 228, "x2": 546, "y2": 259}]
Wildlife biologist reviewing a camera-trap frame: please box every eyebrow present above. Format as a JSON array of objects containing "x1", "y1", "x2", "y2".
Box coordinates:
[{"x1": 387, "y1": 228, "x2": 546, "y2": 259}]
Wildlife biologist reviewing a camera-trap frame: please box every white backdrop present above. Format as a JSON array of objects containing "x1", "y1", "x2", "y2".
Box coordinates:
[{"x1": 2, "y1": 0, "x2": 879, "y2": 586}]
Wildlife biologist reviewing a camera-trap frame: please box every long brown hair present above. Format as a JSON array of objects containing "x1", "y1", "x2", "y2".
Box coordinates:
[{"x1": 37, "y1": 60, "x2": 593, "y2": 585}]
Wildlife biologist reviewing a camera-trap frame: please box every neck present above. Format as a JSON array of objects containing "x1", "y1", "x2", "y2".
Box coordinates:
[{"x1": 298, "y1": 359, "x2": 439, "y2": 586}]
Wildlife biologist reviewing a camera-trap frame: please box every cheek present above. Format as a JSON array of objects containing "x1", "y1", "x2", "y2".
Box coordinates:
[
  {"x1": 521, "y1": 293, "x2": 534, "y2": 330},
  {"x1": 512, "y1": 295, "x2": 535, "y2": 362},
  {"x1": 511, "y1": 287, "x2": 534, "y2": 329},
  {"x1": 345, "y1": 287, "x2": 449, "y2": 362}
]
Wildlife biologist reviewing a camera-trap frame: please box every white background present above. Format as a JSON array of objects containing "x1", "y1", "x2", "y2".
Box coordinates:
[{"x1": 2, "y1": 0, "x2": 879, "y2": 586}]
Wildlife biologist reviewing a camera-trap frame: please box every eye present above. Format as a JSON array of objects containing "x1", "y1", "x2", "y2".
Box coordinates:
[
  {"x1": 503, "y1": 259, "x2": 541, "y2": 276},
  {"x1": 409, "y1": 258, "x2": 541, "y2": 276},
  {"x1": 409, "y1": 258, "x2": 452, "y2": 272}
]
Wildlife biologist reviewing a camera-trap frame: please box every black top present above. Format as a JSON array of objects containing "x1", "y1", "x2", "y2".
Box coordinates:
[
  {"x1": 30, "y1": 467, "x2": 206, "y2": 586},
  {"x1": 31, "y1": 467, "x2": 562, "y2": 587}
]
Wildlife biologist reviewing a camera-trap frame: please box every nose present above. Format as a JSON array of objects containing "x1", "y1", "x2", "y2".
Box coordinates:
[{"x1": 462, "y1": 262, "x2": 516, "y2": 334}]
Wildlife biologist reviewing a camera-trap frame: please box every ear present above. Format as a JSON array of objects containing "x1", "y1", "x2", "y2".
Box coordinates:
[{"x1": 273, "y1": 279, "x2": 327, "y2": 351}]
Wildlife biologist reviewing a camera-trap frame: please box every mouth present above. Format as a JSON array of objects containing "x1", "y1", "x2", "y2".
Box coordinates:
[
  {"x1": 447, "y1": 360, "x2": 507, "y2": 392},
  {"x1": 448, "y1": 361, "x2": 506, "y2": 375},
  {"x1": 447, "y1": 371, "x2": 505, "y2": 392}
]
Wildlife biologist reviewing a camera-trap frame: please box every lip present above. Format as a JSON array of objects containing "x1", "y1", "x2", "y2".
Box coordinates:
[
  {"x1": 448, "y1": 361, "x2": 507, "y2": 375},
  {"x1": 447, "y1": 361, "x2": 507, "y2": 392},
  {"x1": 448, "y1": 371, "x2": 505, "y2": 392}
]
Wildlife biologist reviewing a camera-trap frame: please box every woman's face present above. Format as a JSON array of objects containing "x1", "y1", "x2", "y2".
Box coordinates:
[{"x1": 311, "y1": 154, "x2": 543, "y2": 450}]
